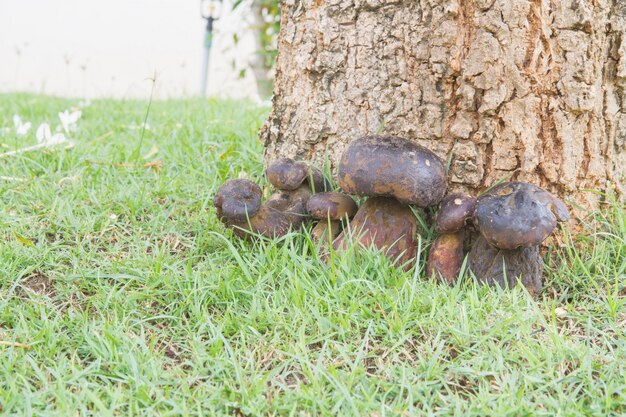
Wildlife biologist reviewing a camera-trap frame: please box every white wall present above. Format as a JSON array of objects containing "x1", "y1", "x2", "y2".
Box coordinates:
[{"x1": 0, "y1": 0, "x2": 261, "y2": 100}]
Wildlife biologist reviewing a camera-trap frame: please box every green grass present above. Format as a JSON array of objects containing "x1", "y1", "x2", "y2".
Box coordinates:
[{"x1": 1, "y1": 93, "x2": 625, "y2": 416}]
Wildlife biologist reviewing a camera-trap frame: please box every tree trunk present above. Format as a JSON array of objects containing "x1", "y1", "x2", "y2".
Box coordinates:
[{"x1": 260, "y1": 0, "x2": 626, "y2": 210}]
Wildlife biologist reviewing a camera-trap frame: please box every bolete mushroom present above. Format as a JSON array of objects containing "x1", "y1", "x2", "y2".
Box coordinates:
[
  {"x1": 306, "y1": 192, "x2": 358, "y2": 242},
  {"x1": 434, "y1": 193, "x2": 477, "y2": 235},
  {"x1": 334, "y1": 135, "x2": 447, "y2": 269},
  {"x1": 214, "y1": 178, "x2": 309, "y2": 239},
  {"x1": 338, "y1": 135, "x2": 447, "y2": 206},
  {"x1": 426, "y1": 193, "x2": 477, "y2": 284},
  {"x1": 468, "y1": 181, "x2": 569, "y2": 295},
  {"x1": 265, "y1": 184, "x2": 312, "y2": 223},
  {"x1": 213, "y1": 179, "x2": 262, "y2": 223},
  {"x1": 266, "y1": 157, "x2": 328, "y2": 193}
]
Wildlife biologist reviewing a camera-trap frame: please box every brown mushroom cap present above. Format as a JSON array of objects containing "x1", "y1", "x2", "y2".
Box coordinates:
[
  {"x1": 266, "y1": 158, "x2": 309, "y2": 191},
  {"x1": 435, "y1": 193, "x2": 477, "y2": 233},
  {"x1": 266, "y1": 158, "x2": 328, "y2": 192},
  {"x1": 306, "y1": 192, "x2": 358, "y2": 220},
  {"x1": 474, "y1": 182, "x2": 570, "y2": 250},
  {"x1": 213, "y1": 179, "x2": 262, "y2": 223},
  {"x1": 338, "y1": 135, "x2": 447, "y2": 207}
]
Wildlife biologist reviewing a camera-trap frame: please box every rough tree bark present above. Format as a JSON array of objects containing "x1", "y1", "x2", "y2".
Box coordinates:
[{"x1": 260, "y1": 0, "x2": 626, "y2": 211}]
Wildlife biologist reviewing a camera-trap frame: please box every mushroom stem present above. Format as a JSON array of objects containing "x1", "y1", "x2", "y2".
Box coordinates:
[
  {"x1": 468, "y1": 235, "x2": 543, "y2": 296},
  {"x1": 426, "y1": 230, "x2": 465, "y2": 284},
  {"x1": 333, "y1": 197, "x2": 418, "y2": 270},
  {"x1": 311, "y1": 220, "x2": 341, "y2": 243}
]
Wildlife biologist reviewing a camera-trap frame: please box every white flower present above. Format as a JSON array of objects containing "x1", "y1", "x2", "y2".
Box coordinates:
[
  {"x1": 36, "y1": 123, "x2": 67, "y2": 145},
  {"x1": 58, "y1": 110, "x2": 81, "y2": 133},
  {"x1": 36, "y1": 123, "x2": 51, "y2": 143},
  {"x1": 13, "y1": 114, "x2": 32, "y2": 136}
]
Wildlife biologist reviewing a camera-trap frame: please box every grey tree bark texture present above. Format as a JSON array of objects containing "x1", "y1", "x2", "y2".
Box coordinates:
[{"x1": 260, "y1": 0, "x2": 626, "y2": 211}]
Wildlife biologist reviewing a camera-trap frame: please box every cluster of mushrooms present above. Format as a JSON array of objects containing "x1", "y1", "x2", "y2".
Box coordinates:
[{"x1": 214, "y1": 135, "x2": 569, "y2": 295}]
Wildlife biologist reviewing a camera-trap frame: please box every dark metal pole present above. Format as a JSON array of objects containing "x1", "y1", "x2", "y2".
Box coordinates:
[{"x1": 199, "y1": 16, "x2": 214, "y2": 97}]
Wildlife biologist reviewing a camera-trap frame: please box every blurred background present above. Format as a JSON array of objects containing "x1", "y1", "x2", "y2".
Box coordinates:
[{"x1": 0, "y1": 0, "x2": 279, "y2": 102}]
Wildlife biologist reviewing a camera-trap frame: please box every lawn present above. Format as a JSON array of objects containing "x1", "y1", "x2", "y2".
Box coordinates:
[{"x1": 0, "y1": 93, "x2": 625, "y2": 416}]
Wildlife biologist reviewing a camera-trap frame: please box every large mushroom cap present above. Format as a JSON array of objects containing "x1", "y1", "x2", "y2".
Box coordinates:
[
  {"x1": 213, "y1": 179, "x2": 262, "y2": 223},
  {"x1": 474, "y1": 182, "x2": 569, "y2": 250},
  {"x1": 338, "y1": 135, "x2": 447, "y2": 207},
  {"x1": 435, "y1": 193, "x2": 477, "y2": 233},
  {"x1": 306, "y1": 192, "x2": 358, "y2": 220}
]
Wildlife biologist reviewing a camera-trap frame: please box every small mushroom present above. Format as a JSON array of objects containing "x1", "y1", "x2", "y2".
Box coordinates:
[
  {"x1": 214, "y1": 180, "x2": 310, "y2": 239},
  {"x1": 435, "y1": 193, "x2": 477, "y2": 234},
  {"x1": 227, "y1": 206, "x2": 295, "y2": 238},
  {"x1": 214, "y1": 157, "x2": 333, "y2": 239},
  {"x1": 265, "y1": 184, "x2": 311, "y2": 220},
  {"x1": 468, "y1": 182, "x2": 569, "y2": 294},
  {"x1": 334, "y1": 135, "x2": 447, "y2": 268},
  {"x1": 307, "y1": 192, "x2": 358, "y2": 243},
  {"x1": 267, "y1": 158, "x2": 328, "y2": 193},
  {"x1": 306, "y1": 192, "x2": 358, "y2": 221},
  {"x1": 213, "y1": 179, "x2": 262, "y2": 223},
  {"x1": 426, "y1": 193, "x2": 477, "y2": 283},
  {"x1": 333, "y1": 198, "x2": 419, "y2": 269}
]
